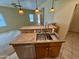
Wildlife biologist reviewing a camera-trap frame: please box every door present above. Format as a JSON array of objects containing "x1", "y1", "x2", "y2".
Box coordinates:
[
  {"x1": 49, "y1": 43, "x2": 62, "y2": 58},
  {"x1": 35, "y1": 43, "x2": 48, "y2": 58},
  {"x1": 13, "y1": 45, "x2": 35, "y2": 59}
]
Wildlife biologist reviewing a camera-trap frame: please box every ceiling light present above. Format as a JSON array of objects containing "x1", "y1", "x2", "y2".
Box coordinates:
[
  {"x1": 18, "y1": 0, "x2": 24, "y2": 15},
  {"x1": 50, "y1": 7, "x2": 54, "y2": 12},
  {"x1": 18, "y1": 8, "x2": 24, "y2": 14},
  {"x1": 50, "y1": 0, "x2": 55, "y2": 12},
  {"x1": 35, "y1": 0, "x2": 40, "y2": 14},
  {"x1": 35, "y1": 8, "x2": 40, "y2": 13}
]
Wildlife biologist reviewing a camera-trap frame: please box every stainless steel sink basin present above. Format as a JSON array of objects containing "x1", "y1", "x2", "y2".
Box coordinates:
[{"x1": 36, "y1": 32, "x2": 54, "y2": 40}]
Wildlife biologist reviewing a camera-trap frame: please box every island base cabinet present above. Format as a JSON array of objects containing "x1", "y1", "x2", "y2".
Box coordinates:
[
  {"x1": 12, "y1": 43, "x2": 62, "y2": 59},
  {"x1": 13, "y1": 45, "x2": 36, "y2": 59}
]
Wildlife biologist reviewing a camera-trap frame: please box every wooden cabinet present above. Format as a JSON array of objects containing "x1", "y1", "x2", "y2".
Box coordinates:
[
  {"x1": 12, "y1": 42, "x2": 62, "y2": 59},
  {"x1": 12, "y1": 45, "x2": 36, "y2": 59},
  {"x1": 49, "y1": 43, "x2": 61, "y2": 58},
  {"x1": 35, "y1": 42, "x2": 62, "y2": 59},
  {"x1": 35, "y1": 43, "x2": 48, "y2": 58}
]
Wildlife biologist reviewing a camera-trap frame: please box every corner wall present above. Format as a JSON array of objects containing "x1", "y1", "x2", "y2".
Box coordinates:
[
  {"x1": 39, "y1": 0, "x2": 79, "y2": 39},
  {"x1": 69, "y1": 4, "x2": 79, "y2": 32},
  {"x1": 54, "y1": 0, "x2": 78, "y2": 39}
]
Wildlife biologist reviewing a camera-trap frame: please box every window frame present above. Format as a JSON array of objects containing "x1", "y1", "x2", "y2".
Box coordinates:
[
  {"x1": 0, "y1": 14, "x2": 7, "y2": 28},
  {"x1": 29, "y1": 14, "x2": 34, "y2": 22}
]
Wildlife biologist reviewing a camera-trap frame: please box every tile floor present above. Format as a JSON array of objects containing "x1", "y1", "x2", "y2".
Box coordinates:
[
  {"x1": 59, "y1": 32, "x2": 79, "y2": 59},
  {"x1": 6, "y1": 32, "x2": 79, "y2": 59}
]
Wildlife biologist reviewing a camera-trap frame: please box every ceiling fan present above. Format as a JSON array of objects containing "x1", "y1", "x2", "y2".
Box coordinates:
[
  {"x1": 11, "y1": 0, "x2": 24, "y2": 14},
  {"x1": 11, "y1": 3, "x2": 22, "y2": 8},
  {"x1": 11, "y1": 3, "x2": 21, "y2": 8},
  {"x1": 11, "y1": 0, "x2": 24, "y2": 8}
]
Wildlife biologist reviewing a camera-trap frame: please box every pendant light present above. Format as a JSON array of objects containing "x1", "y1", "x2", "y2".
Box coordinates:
[
  {"x1": 35, "y1": 0, "x2": 40, "y2": 14},
  {"x1": 18, "y1": 0, "x2": 24, "y2": 14},
  {"x1": 19, "y1": 8, "x2": 24, "y2": 14},
  {"x1": 50, "y1": 0, "x2": 55, "y2": 12}
]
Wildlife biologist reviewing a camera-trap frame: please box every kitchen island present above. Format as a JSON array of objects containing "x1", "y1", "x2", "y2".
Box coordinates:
[{"x1": 10, "y1": 26, "x2": 65, "y2": 59}]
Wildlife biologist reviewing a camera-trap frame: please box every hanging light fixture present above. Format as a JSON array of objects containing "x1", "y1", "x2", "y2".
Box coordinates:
[
  {"x1": 19, "y1": 8, "x2": 24, "y2": 14},
  {"x1": 18, "y1": 0, "x2": 24, "y2": 14},
  {"x1": 35, "y1": 0, "x2": 40, "y2": 14},
  {"x1": 50, "y1": 0, "x2": 55, "y2": 12}
]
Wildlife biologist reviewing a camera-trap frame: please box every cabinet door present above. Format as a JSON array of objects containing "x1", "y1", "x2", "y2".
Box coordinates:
[
  {"x1": 49, "y1": 43, "x2": 62, "y2": 58},
  {"x1": 13, "y1": 45, "x2": 35, "y2": 59},
  {"x1": 49, "y1": 46, "x2": 61, "y2": 58},
  {"x1": 35, "y1": 44, "x2": 48, "y2": 58}
]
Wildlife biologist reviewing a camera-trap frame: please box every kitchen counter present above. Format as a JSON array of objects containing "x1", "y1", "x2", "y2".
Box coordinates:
[
  {"x1": 19, "y1": 25, "x2": 57, "y2": 33},
  {"x1": 10, "y1": 26, "x2": 65, "y2": 59},
  {"x1": 10, "y1": 33, "x2": 65, "y2": 45},
  {"x1": 20, "y1": 25, "x2": 55, "y2": 30}
]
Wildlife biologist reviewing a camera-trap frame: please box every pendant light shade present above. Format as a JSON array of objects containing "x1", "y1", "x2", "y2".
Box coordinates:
[
  {"x1": 35, "y1": 0, "x2": 40, "y2": 14},
  {"x1": 50, "y1": 0, "x2": 55, "y2": 12},
  {"x1": 50, "y1": 7, "x2": 54, "y2": 12},
  {"x1": 18, "y1": 0, "x2": 24, "y2": 15},
  {"x1": 35, "y1": 8, "x2": 40, "y2": 13},
  {"x1": 18, "y1": 8, "x2": 24, "y2": 14}
]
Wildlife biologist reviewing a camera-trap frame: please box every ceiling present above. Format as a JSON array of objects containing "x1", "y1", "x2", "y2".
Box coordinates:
[{"x1": 0, "y1": 0, "x2": 47, "y2": 10}]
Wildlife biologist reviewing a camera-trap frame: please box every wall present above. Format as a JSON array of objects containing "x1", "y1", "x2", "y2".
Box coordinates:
[
  {"x1": 0, "y1": 6, "x2": 34, "y2": 33},
  {"x1": 54, "y1": 0, "x2": 77, "y2": 39},
  {"x1": 39, "y1": 0, "x2": 54, "y2": 25},
  {"x1": 69, "y1": 4, "x2": 79, "y2": 32},
  {"x1": 40, "y1": 0, "x2": 79, "y2": 39}
]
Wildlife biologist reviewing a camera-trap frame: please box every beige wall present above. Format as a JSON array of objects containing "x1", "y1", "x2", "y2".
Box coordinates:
[
  {"x1": 54, "y1": 0, "x2": 77, "y2": 39},
  {"x1": 39, "y1": 0, "x2": 54, "y2": 24},
  {"x1": 40, "y1": 0, "x2": 79, "y2": 39},
  {"x1": 0, "y1": 6, "x2": 34, "y2": 33},
  {"x1": 69, "y1": 4, "x2": 79, "y2": 32}
]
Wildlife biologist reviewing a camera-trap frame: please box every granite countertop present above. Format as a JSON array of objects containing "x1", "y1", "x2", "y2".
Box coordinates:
[
  {"x1": 10, "y1": 33, "x2": 65, "y2": 45},
  {"x1": 19, "y1": 25, "x2": 55, "y2": 30}
]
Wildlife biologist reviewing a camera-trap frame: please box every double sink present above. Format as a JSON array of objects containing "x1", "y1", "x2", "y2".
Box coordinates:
[{"x1": 36, "y1": 32, "x2": 55, "y2": 41}]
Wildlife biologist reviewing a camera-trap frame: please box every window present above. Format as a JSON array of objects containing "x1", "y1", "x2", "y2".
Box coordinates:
[
  {"x1": 0, "y1": 14, "x2": 7, "y2": 27},
  {"x1": 29, "y1": 14, "x2": 34, "y2": 22}
]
